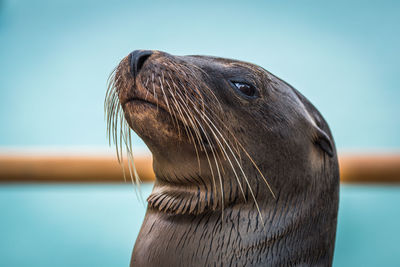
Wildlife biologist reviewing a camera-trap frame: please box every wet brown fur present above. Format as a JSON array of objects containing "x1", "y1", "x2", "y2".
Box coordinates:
[{"x1": 105, "y1": 50, "x2": 339, "y2": 266}]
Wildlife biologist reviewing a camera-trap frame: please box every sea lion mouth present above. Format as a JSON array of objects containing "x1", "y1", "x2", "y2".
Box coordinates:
[
  {"x1": 123, "y1": 97, "x2": 211, "y2": 148},
  {"x1": 123, "y1": 95, "x2": 202, "y2": 146},
  {"x1": 123, "y1": 97, "x2": 169, "y2": 113}
]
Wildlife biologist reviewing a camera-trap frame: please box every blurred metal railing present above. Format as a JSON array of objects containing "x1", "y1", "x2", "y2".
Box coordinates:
[{"x1": 0, "y1": 153, "x2": 399, "y2": 183}]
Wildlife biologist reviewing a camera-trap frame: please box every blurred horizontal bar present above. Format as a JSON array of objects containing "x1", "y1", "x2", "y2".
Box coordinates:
[
  {"x1": 0, "y1": 153, "x2": 399, "y2": 183},
  {"x1": 0, "y1": 154, "x2": 154, "y2": 183},
  {"x1": 339, "y1": 154, "x2": 400, "y2": 183}
]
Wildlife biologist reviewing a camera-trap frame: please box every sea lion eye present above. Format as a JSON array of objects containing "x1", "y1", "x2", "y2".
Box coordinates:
[{"x1": 232, "y1": 81, "x2": 257, "y2": 97}]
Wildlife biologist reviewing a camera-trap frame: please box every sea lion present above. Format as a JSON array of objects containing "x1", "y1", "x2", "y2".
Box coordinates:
[{"x1": 105, "y1": 50, "x2": 339, "y2": 266}]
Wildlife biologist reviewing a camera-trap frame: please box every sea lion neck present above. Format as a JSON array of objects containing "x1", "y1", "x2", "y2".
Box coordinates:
[
  {"x1": 146, "y1": 172, "x2": 249, "y2": 215},
  {"x1": 147, "y1": 179, "x2": 215, "y2": 215},
  {"x1": 133, "y1": 179, "x2": 338, "y2": 267}
]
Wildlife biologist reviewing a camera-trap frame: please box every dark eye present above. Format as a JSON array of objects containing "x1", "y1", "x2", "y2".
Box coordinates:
[{"x1": 232, "y1": 82, "x2": 257, "y2": 97}]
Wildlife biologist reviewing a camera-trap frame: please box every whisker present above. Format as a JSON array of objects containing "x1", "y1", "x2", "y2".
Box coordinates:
[
  {"x1": 105, "y1": 66, "x2": 143, "y2": 201},
  {"x1": 173, "y1": 87, "x2": 225, "y2": 213}
]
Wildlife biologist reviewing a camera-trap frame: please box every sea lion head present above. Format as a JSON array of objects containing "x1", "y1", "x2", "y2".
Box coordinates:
[{"x1": 106, "y1": 50, "x2": 338, "y2": 216}]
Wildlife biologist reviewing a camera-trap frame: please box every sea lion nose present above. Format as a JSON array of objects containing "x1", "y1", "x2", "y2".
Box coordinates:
[{"x1": 130, "y1": 50, "x2": 153, "y2": 78}]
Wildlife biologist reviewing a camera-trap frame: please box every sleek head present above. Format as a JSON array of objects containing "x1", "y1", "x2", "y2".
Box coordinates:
[{"x1": 105, "y1": 50, "x2": 337, "y2": 216}]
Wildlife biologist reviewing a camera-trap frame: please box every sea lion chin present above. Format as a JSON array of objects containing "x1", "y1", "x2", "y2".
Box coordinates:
[{"x1": 105, "y1": 50, "x2": 339, "y2": 266}]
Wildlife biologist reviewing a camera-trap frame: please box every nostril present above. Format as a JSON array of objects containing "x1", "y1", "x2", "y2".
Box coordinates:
[
  {"x1": 130, "y1": 50, "x2": 153, "y2": 78},
  {"x1": 136, "y1": 54, "x2": 151, "y2": 73}
]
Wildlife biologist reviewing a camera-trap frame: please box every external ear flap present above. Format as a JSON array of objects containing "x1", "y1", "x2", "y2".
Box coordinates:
[
  {"x1": 290, "y1": 86, "x2": 335, "y2": 157},
  {"x1": 314, "y1": 127, "x2": 334, "y2": 157}
]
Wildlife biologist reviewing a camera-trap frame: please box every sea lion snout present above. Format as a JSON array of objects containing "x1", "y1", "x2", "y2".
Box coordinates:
[{"x1": 129, "y1": 50, "x2": 153, "y2": 78}]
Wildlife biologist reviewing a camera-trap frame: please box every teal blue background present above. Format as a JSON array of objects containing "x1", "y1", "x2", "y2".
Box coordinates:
[
  {"x1": 1, "y1": 1, "x2": 400, "y2": 267},
  {"x1": 0, "y1": 184, "x2": 399, "y2": 267},
  {"x1": 0, "y1": 0, "x2": 399, "y2": 150}
]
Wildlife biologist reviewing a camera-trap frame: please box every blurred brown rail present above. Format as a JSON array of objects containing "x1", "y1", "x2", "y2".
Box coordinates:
[{"x1": 0, "y1": 153, "x2": 399, "y2": 183}]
